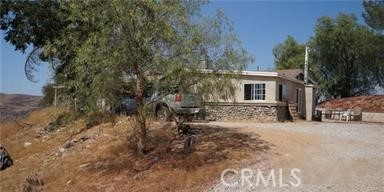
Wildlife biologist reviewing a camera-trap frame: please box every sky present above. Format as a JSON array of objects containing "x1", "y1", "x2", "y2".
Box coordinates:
[{"x1": 0, "y1": 1, "x2": 364, "y2": 96}]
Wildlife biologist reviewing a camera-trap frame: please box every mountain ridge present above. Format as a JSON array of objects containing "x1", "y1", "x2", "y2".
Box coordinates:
[{"x1": 0, "y1": 93, "x2": 42, "y2": 121}]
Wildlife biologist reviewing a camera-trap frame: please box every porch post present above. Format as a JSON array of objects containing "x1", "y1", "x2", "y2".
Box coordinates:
[{"x1": 304, "y1": 84, "x2": 314, "y2": 121}]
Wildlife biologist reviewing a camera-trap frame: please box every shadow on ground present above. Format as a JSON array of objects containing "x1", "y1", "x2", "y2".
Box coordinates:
[{"x1": 88, "y1": 124, "x2": 274, "y2": 175}]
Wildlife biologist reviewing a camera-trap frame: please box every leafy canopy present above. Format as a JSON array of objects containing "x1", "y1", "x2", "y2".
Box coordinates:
[
  {"x1": 273, "y1": 35, "x2": 305, "y2": 70},
  {"x1": 1, "y1": 0, "x2": 253, "y2": 153},
  {"x1": 272, "y1": 13, "x2": 383, "y2": 99},
  {"x1": 363, "y1": 0, "x2": 384, "y2": 34},
  {"x1": 0, "y1": 0, "x2": 67, "y2": 82},
  {"x1": 310, "y1": 14, "x2": 383, "y2": 98}
]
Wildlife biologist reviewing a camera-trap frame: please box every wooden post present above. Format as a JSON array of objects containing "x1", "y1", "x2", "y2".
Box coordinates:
[
  {"x1": 54, "y1": 88, "x2": 57, "y2": 106},
  {"x1": 52, "y1": 85, "x2": 65, "y2": 107}
]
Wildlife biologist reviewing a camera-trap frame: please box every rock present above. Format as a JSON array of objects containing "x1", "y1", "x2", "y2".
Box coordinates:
[
  {"x1": 59, "y1": 148, "x2": 66, "y2": 153},
  {"x1": 24, "y1": 142, "x2": 32, "y2": 147},
  {"x1": 79, "y1": 135, "x2": 90, "y2": 142},
  {"x1": 206, "y1": 105, "x2": 279, "y2": 121},
  {"x1": 79, "y1": 163, "x2": 90, "y2": 168},
  {"x1": 63, "y1": 141, "x2": 74, "y2": 149},
  {"x1": 22, "y1": 173, "x2": 44, "y2": 192},
  {"x1": 36, "y1": 127, "x2": 48, "y2": 137}
]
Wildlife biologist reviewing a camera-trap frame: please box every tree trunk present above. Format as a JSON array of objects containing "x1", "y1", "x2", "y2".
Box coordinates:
[
  {"x1": 134, "y1": 67, "x2": 147, "y2": 154},
  {"x1": 135, "y1": 106, "x2": 147, "y2": 154}
]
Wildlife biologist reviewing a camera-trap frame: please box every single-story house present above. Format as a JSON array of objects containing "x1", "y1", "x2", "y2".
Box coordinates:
[{"x1": 206, "y1": 69, "x2": 316, "y2": 121}]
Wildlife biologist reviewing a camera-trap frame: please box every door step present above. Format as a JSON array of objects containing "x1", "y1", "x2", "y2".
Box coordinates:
[{"x1": 288, "y1": 102, "x2": 299, "y2": 121}]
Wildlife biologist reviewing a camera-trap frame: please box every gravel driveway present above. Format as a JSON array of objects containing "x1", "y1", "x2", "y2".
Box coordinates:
[{"x1": 204, "y1": 121, "x2": 384, "y2": 192}]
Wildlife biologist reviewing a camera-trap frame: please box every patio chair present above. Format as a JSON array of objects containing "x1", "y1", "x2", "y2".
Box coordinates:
[
  {"x1": 340, "y1": 109, "x2": 352, "y2": 122},
  {"x1": 351, "y1": 107, "x2": 362, "y2": 121},
  {"x1": 324, "y1": 109, "x2": 332, "y2": 119}
]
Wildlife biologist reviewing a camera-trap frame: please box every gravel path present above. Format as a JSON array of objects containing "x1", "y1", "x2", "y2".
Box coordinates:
[{"x1": 202, "y1": 121, "x2": 384, "y2": 192}]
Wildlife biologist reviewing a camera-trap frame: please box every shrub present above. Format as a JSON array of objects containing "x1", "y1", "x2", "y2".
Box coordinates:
[
  {"x1": 46, "y1": 112, "x2": 77, "y2": 132},
  {"x1": 85, "y1": 111, "x2": 116, "y2": 129}
]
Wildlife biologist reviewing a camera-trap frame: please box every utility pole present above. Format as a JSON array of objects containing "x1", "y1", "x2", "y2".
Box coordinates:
[
  {"x1": 52, "y1": 85, "x2": 65, "y2": 107},
  {"x1": 303, "y1": 46, "x2": 314, "y2": 121},
  {"x1": 304, "y1": 46, "x2": 309, "y2": 85}
]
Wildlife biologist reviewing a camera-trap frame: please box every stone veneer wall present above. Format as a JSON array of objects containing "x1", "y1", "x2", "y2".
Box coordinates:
[{"x1": 206, "y1": 104, "x2": 289, "y2": 121}]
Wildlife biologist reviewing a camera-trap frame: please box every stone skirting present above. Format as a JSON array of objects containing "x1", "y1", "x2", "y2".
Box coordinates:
[{"x1": 206, "y1": 104, "x2": 289, "y2": 122}]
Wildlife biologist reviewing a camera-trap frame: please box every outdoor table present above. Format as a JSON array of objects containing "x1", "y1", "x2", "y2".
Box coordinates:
[{"x1": 331, "y1": 109, "x2": 344, "y2": 120}]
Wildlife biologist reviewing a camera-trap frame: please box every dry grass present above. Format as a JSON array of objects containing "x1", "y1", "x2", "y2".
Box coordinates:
[
  {"x1": 319, "y1": 95, "x2": 384, "y2": 113},
  {"x1": 0, "y1": 108, "x2": 273, "y2": 192}
]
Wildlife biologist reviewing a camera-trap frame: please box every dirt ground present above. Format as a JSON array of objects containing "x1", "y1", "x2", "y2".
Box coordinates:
[
  {"x1": 0, "y1": 108, "x2": 272, "y2": 192},
  {"x1": 207, "y1": 121, "x2": 384, "y2": 192},
  {"x1": 1, "y1": 108, "x2": 383, "y2": 192}
]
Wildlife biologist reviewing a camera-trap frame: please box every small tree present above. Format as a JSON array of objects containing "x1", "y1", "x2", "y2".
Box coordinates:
[{"x1": 1, "y1": 1, "x2": 252, "y2": 154}]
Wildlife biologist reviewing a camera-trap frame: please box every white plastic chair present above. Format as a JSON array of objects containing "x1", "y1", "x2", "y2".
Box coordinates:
[{"x1": 340, "y1": 109, "x2": 352, "y2": 122}]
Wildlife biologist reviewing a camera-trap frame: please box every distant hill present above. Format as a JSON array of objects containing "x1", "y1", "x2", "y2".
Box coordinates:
[
  {"x1": 0, "y1": 93, "x2": 42, "y2": 121},
  {"x1": 318, "y1": 95, "x2": 384, "y2": 113}
]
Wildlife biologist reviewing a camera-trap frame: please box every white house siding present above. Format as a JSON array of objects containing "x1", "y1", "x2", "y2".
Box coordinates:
[
  {"x1": 276, "y1": 78, "x2": 306, "y2": 117},
  {"x1": 234, "y1": 75, "x2": 277, "y2": 104},
  {"x1": 205, "y1": 72, "x2": 312, "y2": 121}
]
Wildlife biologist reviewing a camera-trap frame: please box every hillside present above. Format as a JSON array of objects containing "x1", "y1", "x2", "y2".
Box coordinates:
[
  {"x1": 0, "y1": 93, "x2": 42, "y2": 121},
  {"x1": 0, "y1": 108, "x2": 269, "y2": 191},
  {"x1": 318, "y1": 95, "x2": 384, "y2": 113}
]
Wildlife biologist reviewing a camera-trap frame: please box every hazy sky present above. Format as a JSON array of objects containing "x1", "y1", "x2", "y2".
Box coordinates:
[{"x1": 0, "y1": 1, "x2": 364, "y2": 96}]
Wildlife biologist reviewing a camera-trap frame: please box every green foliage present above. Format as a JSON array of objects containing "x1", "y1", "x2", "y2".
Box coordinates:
[
  {"x1": 1, "y1": 1, "x2": 252, "y2": 153},
  {"x1": 273, "y1": 35, "x2": 305, "y2": 70},
  {"x1": 85, "y1": 111, "x2": 116, "y2": 129},
  {"x1": 310, "y1": 14, "x2": 383, "y2": 98},
  {"x1": 40, "y1": 84, "x2": 55, "y2": 107},
  {"x1": 47, "y1": 112, "x2": 77, "y2": 132},
  {"x1": 363, "y1": 0, "x2": 384, "y2": 88},
  {"x1": 0, "y1": 0, "x2": 67, "y2": 81},
  {"x1": 363, "y1": 0, "x2": 384, "y2": 34},
  {"x1": 273, "y1": 13, "x2": 383, "y2": 99},
  {"x1": 0, "y1": 0, "x2": 64, "y2": 51}
]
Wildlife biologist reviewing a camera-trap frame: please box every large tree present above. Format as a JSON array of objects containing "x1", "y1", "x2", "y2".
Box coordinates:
[
  {"x1": 363, "y1": 0, "x2": 384, "y2": 34},
  {"x1": 363, "y1": 0, "x2": 384, "y2": 88},
  {"x1": 0, "y1": 0, "x2": 67, "y2": 82},
  {"x1": 1, "y1": 1, "x2": 252, "y2": 153},
  {"x1": 272, "y1": 35, "x2": 305, "y2": 70},
  {"x1": 310, "y1": 14, "x2": 382, "y2": 98}
]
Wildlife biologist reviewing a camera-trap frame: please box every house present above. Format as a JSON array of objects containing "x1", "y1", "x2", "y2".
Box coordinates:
[{"x1": 206, "y1": 69, "x2": 316, "y2": 121}]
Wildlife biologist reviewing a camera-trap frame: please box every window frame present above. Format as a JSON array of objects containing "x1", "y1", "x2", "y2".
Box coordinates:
[{"x1": 244, "y1": 83, "x2": 266, "y2": 101}]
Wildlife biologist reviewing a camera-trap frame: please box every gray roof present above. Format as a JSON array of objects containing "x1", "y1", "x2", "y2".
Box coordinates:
[
  {"x1": 277, "y1": 69, "x2": 316, "y2": 85},
  {"x1": 277, "y1": 69, "x2": 303, "y2": 79}
]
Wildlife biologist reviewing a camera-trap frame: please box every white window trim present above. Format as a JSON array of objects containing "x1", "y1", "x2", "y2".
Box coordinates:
[{"x1": 245, "y1": 83, "x2": 266, "y2": 101}]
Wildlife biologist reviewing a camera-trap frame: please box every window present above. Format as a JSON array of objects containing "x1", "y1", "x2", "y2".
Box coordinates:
[
  {"x1": 244, "y1": 83, "x2": 266, "y2": 100},
  {"x1": 278, "y1": 84, "x2": 283, "y2": 101}
]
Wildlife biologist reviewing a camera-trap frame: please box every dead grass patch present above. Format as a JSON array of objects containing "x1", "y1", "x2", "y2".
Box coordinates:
[
  {"x1": 0, "y1": 108, "x2": 273, "y2": 192},
  {"x1": 82, "y1": 124, "x2": 273, "y2": 191}
]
